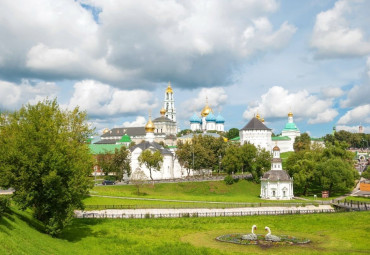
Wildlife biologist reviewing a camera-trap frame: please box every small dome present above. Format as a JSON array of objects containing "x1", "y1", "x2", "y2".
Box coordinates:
[
  {"x1": 103, "y1": 128, "x2": 109, "y2": 134},
  {"x1": 261, "y1": 117, "x2": 265, "y2": 122},
  {"x1": 256, "y1": 113, "x2": 261, "y2": 120},
  {"x1": 215, "y1": 114, "x2": 225, "y2": 123},
  {"x1": 288, "y1": 111, "x2": 293, "y2": 117},
  {"x1": 145, "y1": 116, "x2": 155, "y2": 133},
  {"x1": 119, "y1": 134, "x2": 132, "y2": 143},
  {"x1": 273, "y1": 145, "x2": 280, "y2": 151},
  {"x1": 160, "y1": 107, "x2": 166, "y2": 116},
  {"x1": 166, "y1": 82, "x2": 173, "y2": 93},
  {"x1": 205, "y1": 112, "x2": 216, "y2": 121},
  {"x1": 190, "y1": 113, "x2": 201, "y2": 123}
]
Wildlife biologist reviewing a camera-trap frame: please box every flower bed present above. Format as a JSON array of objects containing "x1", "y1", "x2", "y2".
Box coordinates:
[{"x1": 216, "y1": 233, "x2": 310, "y2": 246}]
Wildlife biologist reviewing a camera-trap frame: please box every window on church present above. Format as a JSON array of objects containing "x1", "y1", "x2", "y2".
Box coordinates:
[
  {"x1": 283, "y1": 190, "x2": 286, "y2": 197},
  {"x1": 272, "y1": 191, "x2": 276, "y2": 197}
]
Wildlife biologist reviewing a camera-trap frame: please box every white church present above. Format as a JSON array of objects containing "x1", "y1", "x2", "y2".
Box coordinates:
[
  {"x1": 260, "y1": 145, "x2": 294, "y2": 200},
  {"x1": 189, "y1": 99, "x2": 225, "y2": 132}
]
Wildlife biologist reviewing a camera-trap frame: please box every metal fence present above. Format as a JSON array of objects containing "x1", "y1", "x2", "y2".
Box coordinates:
[
  {"x1": 84, "y1": 202, "x2": 325, "y2": 210},
  {"x1": 77, "y1": 209, "x2": 336, "y2": 219}
]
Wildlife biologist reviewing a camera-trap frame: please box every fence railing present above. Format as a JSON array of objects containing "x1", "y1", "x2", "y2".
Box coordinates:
[
  {"x1": 77, "y1": 209, "x2": 335, "y2": 219},
  {"x1": 84, "y1": 202, "x2": 325, "y2": 210},
  {"x1": 332, "y1": 199, "x2": 370, "y2": 211}
]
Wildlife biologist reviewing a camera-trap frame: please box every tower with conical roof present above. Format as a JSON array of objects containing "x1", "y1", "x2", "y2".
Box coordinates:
[{"x1": 163, "y1": 82, "x2": 176, "y2": 122}]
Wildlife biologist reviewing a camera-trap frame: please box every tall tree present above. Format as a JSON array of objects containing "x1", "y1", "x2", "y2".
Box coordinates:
[
  {"x1": 0, "y1": 100, "x2": 93, "y2": 236},
  {"x1": 176, "y1": 141, "x2": 193, "y2": 176},
  {"x1": 226, "y1": 128, "x2": 239, "y2": 140},
  {"x1": 293, "y1": 133, "x2": 311, "y2": 152},
  {"x1": 138, "y1": 149, "x2": 163, "y2": 181}
]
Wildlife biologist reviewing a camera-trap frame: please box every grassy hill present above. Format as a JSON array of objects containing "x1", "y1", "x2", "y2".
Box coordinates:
[{"x1": 1, "y1": 206, "x2": 369, "y2": 254}]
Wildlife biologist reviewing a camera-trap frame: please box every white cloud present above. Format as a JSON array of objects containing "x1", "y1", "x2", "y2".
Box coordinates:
[
  {"x1": 321, "y1": 86, "x2": 344, "y2": 98},
  {"x1": 311, "y1": 0, "x2": 370, "y2": 57},
  {"x1": 336, "y1": 125, "x2": 368, "y2": 133},
  {"x1": 65, "y1": 80, "x2": 157, "y2": 117},
  {"x1": 0, "y1": 80, "x2": 58, "y2": 109},
  {"x1": 340, "y1": 56, "x2": 370, "y2": 107},
  {"x1": 337, "y1": 104, "x2": 370, "y2": 124},
  {"x1": 242, "y1": 86, "x2": 338, "y2": 124},
  {"x1": 182, "y1": 87, "x2": 228, "y2": 114},
  {"x1": 123, "y1": 116, "x2": 147, "y2": 127},
  {"x1": 0, "y1": 0, "x2": 295, "y2": 88}
]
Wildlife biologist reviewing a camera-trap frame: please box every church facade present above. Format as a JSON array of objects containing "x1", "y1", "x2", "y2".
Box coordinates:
[
  {"x1": 189, "y1": 99, "x2": 225, "y2": 132},
  {"x1": 260, "y1": 145, "x2": 294, "y2": 200},
  {"x1": 273, "y1": 112, "x2": 300, "y2": 153},
  {"x1": 239, "y1": 114, "x2": 272, "y2": 152}
]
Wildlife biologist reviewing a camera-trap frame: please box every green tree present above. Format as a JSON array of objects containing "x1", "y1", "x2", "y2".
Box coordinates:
[
  {"x1": 138, "y1": 150, "x2": 163, "y2": 181},
  {"x1": 226, "y1": 128, "x2": 239, "y2": 140},
  {"x1": 130, "y1": 168, "x2": 147, "y2": 195},
  {"x1": 294, "y1": 133, "x2": 311, "y2": 152},
  {"x1": 0, "y1": 100, "x2": 93, "y2": 236},
  {"x1": 222, "y1": 145, "x2": 243, "y2": 174},
  {"x1": 176, "y1": 141, "x2": 193, "y2": 176},
  {"x1": 252, "y1": 148, "x2": 271, "y2": 183},
  {"x1": 111, "y1": 146, "x2": 131, "y2": 181}
]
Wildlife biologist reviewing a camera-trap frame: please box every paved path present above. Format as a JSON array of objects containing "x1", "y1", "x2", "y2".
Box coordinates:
[{"x1": 75, "y1": 205, "x2": 334, "y2": 219}]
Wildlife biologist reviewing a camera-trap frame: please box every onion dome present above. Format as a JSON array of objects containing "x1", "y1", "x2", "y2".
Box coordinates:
[
  {"x1": 190, "y1": 113, "x2": 201, "y2": 123},
  {"x1": 256, "y1": 112, "x2": 261, "y2": 120},
  {"x1": 261, "y1": 117, "x2": 265, "y2": 122},
  {"x1": 166, "y1": 82, "x2": 173, "y2": 93},
  {"x1": 145, "y1": 116, "x2": 155, "y2": 133},
  {"x1": 205, "y1": 112, "x2": 216, "y2": 122},
  {"x1": 273, "y1": 145, "x2": 280, "y2": 151},
  {"x1": 103, "y1": 128, "x2": 109, "y2": 134},
  {"x1": 201, "y1": 104, "x2": 213, "y2": 117},
  {"x1": 288, "y1": 111, "x2": 293, "y2": 117},
  {"x1": 160, "y1": 107, "x2": 166, "y2": 116},
  {"x1": 215, "y1": 114, "x2": 225, "y2": 123}
]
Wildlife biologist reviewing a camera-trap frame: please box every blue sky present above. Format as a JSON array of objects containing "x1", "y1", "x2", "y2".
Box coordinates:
[{"x1": 0, "y1": 0, "x2": 369, "y2": 137}]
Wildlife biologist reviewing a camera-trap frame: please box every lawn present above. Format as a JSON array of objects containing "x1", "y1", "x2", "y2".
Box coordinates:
[{"x1": 1, "y1": 206, "x2": 369, "y2": 254}]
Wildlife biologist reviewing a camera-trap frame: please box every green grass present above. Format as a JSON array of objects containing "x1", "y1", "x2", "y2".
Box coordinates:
[
  {"x1": 341, "y1": 196, "x2": 370, "y2": 202},
  {"x1": 1, "y1": 206, "x2": 369, "y2": 254}
]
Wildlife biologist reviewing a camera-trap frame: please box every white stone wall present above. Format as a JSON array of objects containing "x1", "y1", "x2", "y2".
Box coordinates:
[
  {"x1": 216, "y1": 123, "x2": 224, "y2": 132},
  {"x1": 190, "y1": 122, "x2": 201, "y2": 131},
  {"x1": 260, "y1": 181, "x2": 294, "y2": 200},
  {"x1": 240, "y1": 130, "x2": 272, "y2": 151},
  {"x1": 206, "y1": 121, "x2": 216, "y2": 131},
  {"x1": 275, "y1": 140, "x2": 293, "y2": 153}
]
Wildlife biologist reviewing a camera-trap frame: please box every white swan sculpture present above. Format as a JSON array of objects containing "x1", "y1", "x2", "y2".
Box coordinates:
[
  {"x1": 241, "y1": 225, "x2": 257, "y2": 240},
  {"x1": 264, "y1": 226, "x2": 281, "y2": 242}
]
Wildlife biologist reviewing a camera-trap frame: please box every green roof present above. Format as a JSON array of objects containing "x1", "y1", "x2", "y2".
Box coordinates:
[
  {"x1": 272, "y1": 136, "x2": 291, "y2": 141},
  {"x1": 119, "y1": 134, "x2": 132, "y2": 143},
  {"x1": 89, "y1": 144, "x2": 125, "y2": 154},
  {"x1": 282, "y1": 122, "x2": 299, "y2": 131},
  {"x1": 310, "y1": 138, "x2": 324, "y2": 141},
  {"x1": 167, "y1": 145, "x2": 177, "y2": 149},
  {"x1": 230, "y1": 136, "x2": 240, "y2": 141}
]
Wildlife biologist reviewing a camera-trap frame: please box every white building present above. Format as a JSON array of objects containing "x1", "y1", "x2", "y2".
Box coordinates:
[
  {"x1": 260, "y1": 145, "x2": 294, "y2": 200},
  {"x1": 163, "y1": 82, "x2": 176, "y2": 122},
  {"x1": 189, "y1": 99, "x2": 225, "y2": 132},
  {"x1": 129, "y1": 114, "x2": 190, "y2": 180},
  {"x1": 272, "y1": 112, "x2": 300, "y2": 152},
  {"x1": 240, "y1": 115, "x2": 272, "y2": 151}
]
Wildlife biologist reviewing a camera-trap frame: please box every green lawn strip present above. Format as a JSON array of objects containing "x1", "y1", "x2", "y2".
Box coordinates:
[
  {"x1": 1, "y1": 207, "x2": 369, "y2": 255},
  {"x1": 341, "y1": 196, "x2": 370, "y2": 202},
  {"x1": 91, "y1": 180, "x2": 317, "y2": 204}
]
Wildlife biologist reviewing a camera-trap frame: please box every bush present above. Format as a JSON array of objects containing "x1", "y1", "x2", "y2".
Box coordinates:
[
  {"x1": 224, "y1": 175, "x2": 234, "y2": 185},
  {"x1": 0, "y1": 196, "x2": 10, "y2": 216}
]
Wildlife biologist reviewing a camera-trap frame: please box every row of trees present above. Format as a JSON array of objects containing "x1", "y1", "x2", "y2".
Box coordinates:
[
  {"x1": 286, "y1": 142, "x2": 359, "y2": 196},
  {"x1": 176, "y1": 135, "x2": 271, "y2": 182},
  {"x1": 324, "y1": 130, "x2": 370, "y2": 148}
]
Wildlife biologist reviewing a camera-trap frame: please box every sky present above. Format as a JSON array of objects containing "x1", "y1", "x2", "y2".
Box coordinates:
[{"x1": 0, "y1": 0, "x2": 369, "y2": 137}]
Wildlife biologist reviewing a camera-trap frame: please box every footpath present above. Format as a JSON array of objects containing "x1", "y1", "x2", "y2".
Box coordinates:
[{"x1": 75, "y1": 205, "x2": 334, "y2": 219}]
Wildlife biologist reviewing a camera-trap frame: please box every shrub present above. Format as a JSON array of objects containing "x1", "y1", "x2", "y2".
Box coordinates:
[
  {"x1": 224, "y1": 175, "x2": 234, "y2": 185},
  {"x1": 0, "y1": 195, "x2": 10, "y2": 216}
]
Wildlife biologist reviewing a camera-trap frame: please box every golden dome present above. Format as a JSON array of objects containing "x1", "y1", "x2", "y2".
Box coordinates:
[
  {"x1": 160, "y1": 107, "x2": 166, "y2": 116},
  {"x1": 288, "y1": 111, "x2": 293, "y2": 117},
  {"x1": 256, "y1": 112, "x2": 261, "y2": 120},
  {"x1": 201, "y1": 105, "x2": 213, "y2": 117},
  {"x1": 145, "y1": 117, "x2": 155, "y2": 133},
  {"x1": 166, "y1": 82, "x2": 173, "y2": 93},
  {"x1": 273, "y1": 145, "x2": 280, "y2": 151},
  {"x1": 103, "y1": 128, "x2": 109, "y2": 134},
  {"x1": 261, "y1": 117, "x2": 265, "y2": 122}
]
